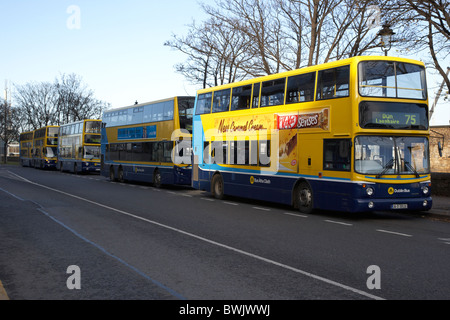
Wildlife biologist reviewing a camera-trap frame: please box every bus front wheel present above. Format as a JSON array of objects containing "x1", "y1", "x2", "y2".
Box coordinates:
[
  {"x1": 109, "y1": 166, "x2": 116, "y2": 181},
  {"x1": 211, "y1": 174, "x2": 224, "y2": 200},
  {"x1": 296, "y1": 181, "x2": 314, "y2": 214}
]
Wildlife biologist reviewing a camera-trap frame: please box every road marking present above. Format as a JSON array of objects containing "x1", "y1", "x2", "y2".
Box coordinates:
[
  {"x1": 376, "y1": 229, "x2": 412, "y2": 237},
  {"x1": 6, "y1": 170, "x2": 385, "y2": 300},
  {"x1": 224, "y1": 201, "x2": 238, "y2": 206},
  {"x1": 253, "y1": 206, "x2": 271, "y2": 211},
  {"x1": 283, "y1": 212, "x2": 308, "y2": 218},
  {"x1": 201, "y1": 197, "x2": 214, "y2": 202},
  {"x1": 36, "y1": 207, "x2": 186, "y2": 300},
  {"x1": 438, "y1": 238, "x2": 450, "y2": 245},
  {"x1": 0, "y1": 187, "x2": 25, "y2": 201},
  {"x1": 325, "y1": 220, "x2": 353, "y2": 226}
]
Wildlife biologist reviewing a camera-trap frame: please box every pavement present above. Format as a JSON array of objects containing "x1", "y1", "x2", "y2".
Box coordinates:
[{"x1": 428, "y1": 195, "x2": 450, "y2": 219}]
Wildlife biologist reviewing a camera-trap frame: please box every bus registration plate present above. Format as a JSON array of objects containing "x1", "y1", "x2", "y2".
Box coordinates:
[{"x1": 391, "y1": 204, "x2": 408, "y2": 209}]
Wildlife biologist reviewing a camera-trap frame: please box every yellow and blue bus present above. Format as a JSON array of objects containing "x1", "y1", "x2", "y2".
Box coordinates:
[
  {"x1": 192, "y1": 56, "x2": 432, "y2": 213},
  {"x1": 19, "y1": 130, "x2": 34, "y2": 167},
  {"x1": 58, "y1": 119, "x2": 102, "y2": 173},
  {"x1": 101, "y1": 96, "x2": 195, "y2": 187},
  {"x1": 31, "y1": 126, "x2": 59, "y2": 169}
]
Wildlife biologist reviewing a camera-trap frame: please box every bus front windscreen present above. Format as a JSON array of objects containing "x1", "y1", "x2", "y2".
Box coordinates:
[
  {"x1": 84, "y1": 146, "x2": 100, "y2": 160},
  {"x1": 354, "y1": 136, "x2": 430, "y2": 177}
]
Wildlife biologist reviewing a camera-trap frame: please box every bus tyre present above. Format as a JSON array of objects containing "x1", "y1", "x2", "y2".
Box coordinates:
[
  {"x1": 118, "y1": 167, "x2": 124, "y2": 183},
  {"x1": 153, "y1": 169, "x2": 162, "y2": 188},
  {"x1": 297, "y1": 181, "x2": 314, "y2": 214},
  {"x1": 211, "y1": 174, "x2": 224, "y2": 200},
  {"x1": 109, "y1": 166, "x2": 116, "y2": 182}
]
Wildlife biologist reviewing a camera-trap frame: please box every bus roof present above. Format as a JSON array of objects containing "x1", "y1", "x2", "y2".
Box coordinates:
[
  {"x1": 195, "y1": 56, "x2": 426, "y2": 95},
  {"x1": 104, "y1": 96, "x2": 194, "y2": 114}
]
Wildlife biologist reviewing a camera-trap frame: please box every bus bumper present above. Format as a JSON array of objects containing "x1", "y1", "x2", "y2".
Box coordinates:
[
  {"x1": 82, "y1": 161, "x2": 101, "y2": 173},
  {"x1": 353, "y1": 197, "x2": 433, "y2": 212},
  {"x1": 44, "y1": 159, "x2": 57, "y2": 169}
]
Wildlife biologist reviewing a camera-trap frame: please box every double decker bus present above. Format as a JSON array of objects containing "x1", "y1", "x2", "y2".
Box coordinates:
[
  {"x1": 58, "y1": 119, "x2": 102, "y2": 173},
  {"x1": 192, "y1": 56, "x2": 432, "y2": 213},
  {"x1": 19, "y1": 130, "x2": 34, "y2": 167},
  {"x1": 31, "y1": 126, "x2": 59, "y2": 169},
  {"x1": 101, "y1": 96, "x2": 194, "y2": 187}
]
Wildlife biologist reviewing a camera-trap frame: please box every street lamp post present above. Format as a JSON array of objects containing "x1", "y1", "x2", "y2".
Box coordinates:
[{"x1": 378, "y1": 24, "x2": 395, "y2": 56}]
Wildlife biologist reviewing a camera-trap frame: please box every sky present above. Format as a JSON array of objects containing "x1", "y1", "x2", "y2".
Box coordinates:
[
  {"x1": 0, "y1": 0, "x2": 448, "y2": 126},
  {"x1": 0, "y1": 0, "x2": 204, "y2": 109}
]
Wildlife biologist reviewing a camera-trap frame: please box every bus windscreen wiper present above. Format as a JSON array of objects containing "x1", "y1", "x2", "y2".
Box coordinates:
[
  {"x1": 376, "y1": 158, "x2": 394, "y2": 179},
  {"x1": 404, "y1": 160, "x2": 420, "y2": 178}
]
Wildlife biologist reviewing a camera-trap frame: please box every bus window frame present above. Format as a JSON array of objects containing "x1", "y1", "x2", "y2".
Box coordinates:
[{"x1": 358, "y1": 60, "x2": 427, "y2": 101}]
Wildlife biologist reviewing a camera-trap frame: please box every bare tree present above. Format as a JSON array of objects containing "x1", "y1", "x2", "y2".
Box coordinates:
[
  {"x1": 167, "y1": 0, "x2": 384, "y2": 87},
  {"x1": 165, "y1": 17, "x2": 254, "y2": 88},
  {"x1": 14, "y1": 81, "x2": 58, "y2": 130},
  {"x1": 384, "y1": 0, "x2": 450, "y2": 91},
  {"x1": 14, "y1": 74, "x2": 109, "y2": 131},
  {"x1": 0, "y1": 99, "x2": 21, "y2": 163},
  {"x1": 55, "y1": 73, "x2": 107, "y2": 124}
]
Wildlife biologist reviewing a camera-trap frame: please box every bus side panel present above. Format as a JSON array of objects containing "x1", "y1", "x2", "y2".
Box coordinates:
[
  {"x1": 222, "y1": 171, "x2": 294, "y2": 205},
  {"x1": 310, "y1": 179, "x2": 354, "y2": 212}
]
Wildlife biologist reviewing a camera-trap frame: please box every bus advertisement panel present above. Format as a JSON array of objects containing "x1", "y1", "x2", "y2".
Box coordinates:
[
  {"x1": 101, "y1": 96, "x2": 194, "y2": 187},
  {"x1": 191, "y1": 56, "x2": 432, "y2": 213},
  {"x1": 58, "y1": 119, "x2": 102, "y2": 173}
]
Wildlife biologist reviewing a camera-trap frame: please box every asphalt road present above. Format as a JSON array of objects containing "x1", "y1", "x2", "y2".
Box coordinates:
[{"x1": 1, "y1": 164, "x2": 450, "y2": 302}]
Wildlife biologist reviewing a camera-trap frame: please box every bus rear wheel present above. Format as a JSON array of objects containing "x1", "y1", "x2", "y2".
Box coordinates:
[
  {"x1": 153, "y1": 169, "x2": 162, "y2": 188},
  {"x1": 211, "y1": 174, "x2": 224, "y2": 200},
  {"x1": 297, "y1": 181, "x2": 314, "y2": 214},
  {"x1": 118, "y1": 167, "x2": 124, "y2": 182}
]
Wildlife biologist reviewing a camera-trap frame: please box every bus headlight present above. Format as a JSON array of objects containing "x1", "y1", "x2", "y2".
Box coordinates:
[
  {"x1": 366, "y1": 187, "x2": 374, "y2": 196},
  {"x1": 422, "y1": 186, "x2": 429, "y2": 195},
  {"x1": 368, "y1": 202, "x2": 374, "y2": 209}
]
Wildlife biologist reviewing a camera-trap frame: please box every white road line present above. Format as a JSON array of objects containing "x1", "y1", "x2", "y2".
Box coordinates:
[
  {"x1": 253, "y1": 207, "x2": 271, "y2": 211},
  {"x1": 283, "y1": 212, "x2": 308, "y2": 218},
  {"x1": 6, "y1": 170, "x2": 385, "y2": 300},
  {"x1": 438, "y1": 238, "x2": 450, "y2": 245},
  {"x1": 201, "y1": 197, "x2": 214, "y2": 201},
  {"x1": 325, "y1": 220, "x2": 353, "y2": 226},
  {"x1": 224, "y1": 201, "x2": 238, "y2": 206},
  {"x1": 376, "y1": 229, "x2": 412, "y2": 237}
]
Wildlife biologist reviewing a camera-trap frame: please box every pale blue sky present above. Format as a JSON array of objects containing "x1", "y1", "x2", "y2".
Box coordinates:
[
  {"x1": 1, "y1": 1, "x2": 448, "y2": 125},
  {"x1": 1, "y1": 0, "x2": 203, "y2": 109}
]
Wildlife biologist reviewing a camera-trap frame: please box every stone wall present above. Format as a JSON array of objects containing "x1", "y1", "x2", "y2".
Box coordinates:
[
  {"x1": 430, "y1": 126, "x2": 450, "y2": 173},
  {"x1": 431, "y1": 172, "x2": 450, "y2": 197}
]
